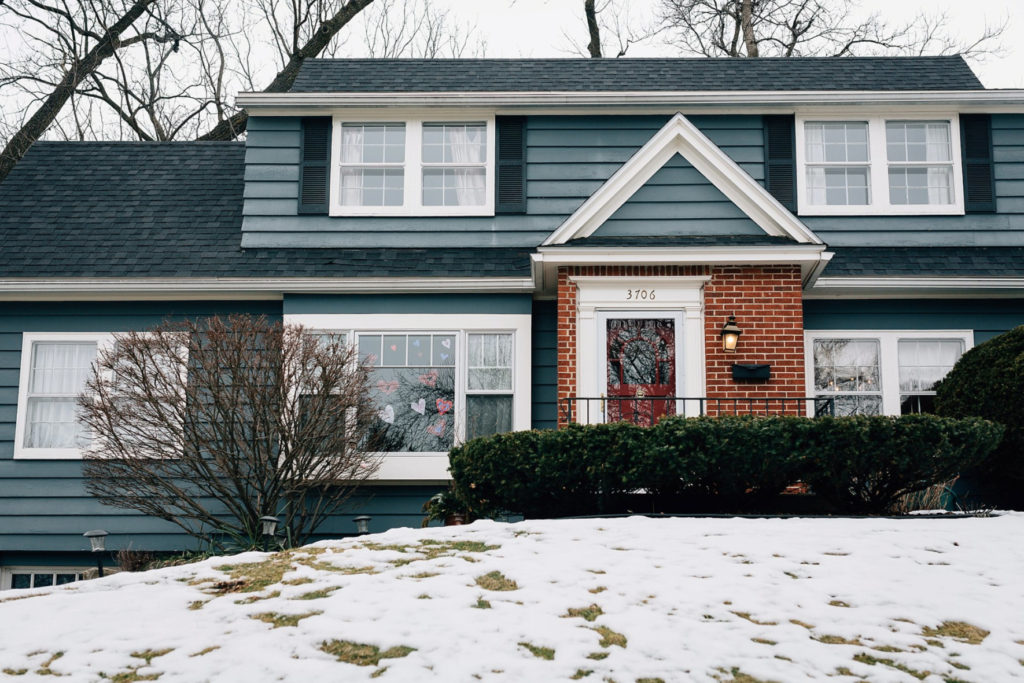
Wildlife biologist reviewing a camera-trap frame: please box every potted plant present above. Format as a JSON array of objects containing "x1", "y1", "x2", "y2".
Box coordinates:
[{"x1": 421, "y1": 489, "x2": 471, "y2": 527}]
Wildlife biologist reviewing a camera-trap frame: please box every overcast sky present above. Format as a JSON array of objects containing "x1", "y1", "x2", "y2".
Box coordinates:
[{"x1": 440, "y1": 0, "x2": 1022, "y2": 88}]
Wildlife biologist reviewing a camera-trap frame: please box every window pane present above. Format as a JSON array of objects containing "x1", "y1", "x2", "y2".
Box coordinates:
[
  {"x1": 11, "y1": 573, "x2": 31, "y2": 589},
  {"x1": 468, "y1": 334, "x2": 513, "y2": 390},
  {"x1": 359, "y1": 335, "x2": 382, "y2": 365},
  {"x1": 898, "y1": 339, "x2": 963, "y2": 392},
  {"x1": 33, "y1": 573, "x2": 54, "y2": 587},
  {"x1": 382, "y1": 335, "x2": 406, "y2": 366},
  {"x1": 813, "y1": 339, "x2": 880, "y2": 392},
  {"x1": 900, "y1": 394, "x2": 937, "y2": 415},
  {"x1": 833, "y1": 395, "x2": 883, "y2": 416},
  {"x1": 432, "y1": 335, "x2": 455, "y2": 366},
  {"x1": 807, "y1": 167, "x2": 869, "y2": 206},
  {"x1": 339, "y1": 168, "x2": 404, "y2": 207},
  {"x1": 341, "y1": 123, "x2": 405, "y2": 164},
  {"x1": 888, "y1": 167, "x2": 952, "y2": 205},
  {"x1": 26, "y1": 397, "x2": 88, "y2": 448},
  {"x1": 422, "y1": 123, "x2": 487, "y2": 164},
  {"x1": 368, "y1": 367, "x2": 455, "y2": 452},
  {"x1": 30, "y1": 342, "x2": 96, "y2": 394},
  {"x1": 408, "y1": 335, "x2": 431, "y2": 365},
  {"x1": 467, "y1": 395, "x2": 513, "y2": 440},
  {"x1": 886, "y1": 121, "x2": 951, "y2": 162},
  {"x1": 805, "y1": 122, "x2": 868, "y2": 163},
  {"x1": 55, "y1": 573, "x2": 78, "y2": 585},
  {"x1": 422, "y1": 168, "x2": 486, "y2": 206}
]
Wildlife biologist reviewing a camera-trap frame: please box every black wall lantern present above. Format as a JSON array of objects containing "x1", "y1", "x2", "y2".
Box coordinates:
[{"x1": 720, "y1": 315, "x2": 742, "y2": 352}]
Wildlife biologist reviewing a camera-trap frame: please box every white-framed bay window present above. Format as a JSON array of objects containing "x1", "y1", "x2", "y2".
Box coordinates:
[
  {"x1": 286, "y1": 313, "x2": 531, "y2": 481},
  {"x1": 796, "y1": 114, "x2": 963, "y2": 216},
  {"x1": 805, "y1": 330, "x2": 972, "y2": 416},
  {"x1": 14, "y1": 332, "x2": 114, "y2": 460},
  {"x1": 330, "y1": 115, "x2": 495, "y2": 217}
]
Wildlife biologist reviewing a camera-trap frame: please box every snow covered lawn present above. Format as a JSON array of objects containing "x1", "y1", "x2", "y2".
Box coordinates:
[{"x1": 2, "y1": 515, "x2": 1024, "y2": 682}]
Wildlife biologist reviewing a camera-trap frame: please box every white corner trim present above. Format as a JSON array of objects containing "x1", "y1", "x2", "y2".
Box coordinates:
[{"x1": 541, "y1": 113, "x2": 822, "y2": 246}]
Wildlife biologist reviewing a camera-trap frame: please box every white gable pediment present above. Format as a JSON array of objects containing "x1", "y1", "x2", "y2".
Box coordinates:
[{"x1": 541, "y1": 113, "x2": 822, "y2": 246}]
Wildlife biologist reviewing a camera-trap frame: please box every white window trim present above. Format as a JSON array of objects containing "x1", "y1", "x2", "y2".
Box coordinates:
[
  {"x1": 1, "y1": 566, "x2": 89, "y2": 590},
  {"x1": 14, "y1": 332, "x2": 116, "y2": 460},
  {"x1": 285, "y1": 313, "x2": 531, "y2": 482},
  {"x1": 795, "y1": 114, "x2": 964, "y2": 216},
  {"x1": 329, "y1": 115, "x2": 496, "y2": 217},
  {"x1": 804, "y1": 330, "x2": 974, "y2": 416}
]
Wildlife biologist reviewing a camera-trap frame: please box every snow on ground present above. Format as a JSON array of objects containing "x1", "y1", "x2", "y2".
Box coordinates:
[{"x1": 2, "y1": 515, "x2": 1024, "y2": 682}]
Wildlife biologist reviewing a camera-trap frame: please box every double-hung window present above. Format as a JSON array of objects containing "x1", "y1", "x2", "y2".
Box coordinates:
[
  {"x1": 331, "y1": 117, "x2": 495, "y2": 216},
  {"x1": 15, "y1": 333, "x2": 111, "y2": 459},
  {"x1": 806, "y1": 331, "x2": 970, "y2": 416},
  {"x1": 797, "y1": 115, "x2": 962, "y2": 215},
  {"x1": 466, "y1": 333, "x2": 514, "y2": 440}
]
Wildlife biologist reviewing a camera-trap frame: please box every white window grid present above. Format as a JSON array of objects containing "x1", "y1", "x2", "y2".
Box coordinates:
[
  {"x1": 421, "y1": 122, "x2": 488, "y2": 207},
  {"x1": 804, "y1": 330, "x2": 974, "y2": 416},
  {"x1": 330, "y1": 115, "x2": 496, "y2": 217},
  {"x1": 338, "y1": 123, "x2": 406, "y2": 207},
  {"x1": 1, "y1": 567, "x2": 88, "y2": 590},
  {"x1": 796, "y1": 114, "x2": 964, "y2": 216}
]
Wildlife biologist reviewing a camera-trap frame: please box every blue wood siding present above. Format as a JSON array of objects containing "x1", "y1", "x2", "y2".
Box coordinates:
[
  {"x1": 240, "y1": 115, "x2": 766, "y2": 248},
  {"x1": 531, "y1": 300, "x2": 557, "y2": 429},
  {"x1": 283, "y1": 294, "x2": 532, "y2": 316},
  {"x1": 803, "y1": 114, "x2": 1024, "y2": 246},
  {"x1": 803, "y1": 299, "x2": 1024, "y2": 342}
]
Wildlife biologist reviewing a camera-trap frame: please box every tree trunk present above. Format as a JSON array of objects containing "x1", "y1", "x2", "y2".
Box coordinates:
[
  {"x1": 197, "y1": 0, "x2": 376, "y2": 141},
  {"x1": 0, "y1": 0, "x2": 158, "y2": 183},
  {"x1": 585, "y1": 0, "x2": 602, "y2": 58},
  {"x1": 741, "y1": 0, "x2": 759, "y2": 57}
]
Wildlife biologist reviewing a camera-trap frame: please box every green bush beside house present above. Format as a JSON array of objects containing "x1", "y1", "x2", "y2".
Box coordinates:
[{"x1": 448, "y1": 415, "x2": 1003, "y2": 518}]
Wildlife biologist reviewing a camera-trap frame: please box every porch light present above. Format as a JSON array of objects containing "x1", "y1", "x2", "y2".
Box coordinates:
[
  {"x1": 259, "y1": 515, "x2": 279, "y2": 552},
  {"x1": 720, "y1": 316, "x2": 742, "y2": 352},
  {"x1": 83, "y1": 529, "x2": 108, "y2": 578},
  {"x1": 353, "y1": 515, "x2": 372, "y2": 536}
]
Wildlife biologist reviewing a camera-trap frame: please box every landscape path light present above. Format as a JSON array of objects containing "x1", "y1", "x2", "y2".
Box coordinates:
[
  {"x1": 83, "y1": 529, "x2": 108, "y2": 578},
  {"x1": 354, "y1": 515, "x2": 372, "y2": 536},
  {"x1": 259, "y1": 515, "x2": 279, "y2": 552}
]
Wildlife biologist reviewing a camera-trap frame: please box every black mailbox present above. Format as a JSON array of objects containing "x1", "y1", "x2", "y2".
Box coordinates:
[{"x1": 732, "y1": 363, "x2": 771, "y2": 381}]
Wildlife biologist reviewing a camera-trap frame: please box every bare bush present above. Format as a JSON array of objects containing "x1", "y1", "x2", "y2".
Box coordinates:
[{"x1": 79, "y1": 314, "x2": 383, "y2": 550}]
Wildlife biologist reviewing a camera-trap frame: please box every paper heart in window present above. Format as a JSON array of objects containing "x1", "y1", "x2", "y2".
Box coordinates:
[
  {"x1": 436, "y1": 398, "x2": 453, "y2": 415},
  {"x1": 440, "y1": 353, "x2": 450, "y2": 362},
  {"x1": 426, "y1": 419, "x2": 446, "y2": 437},
  {"x1": 410, "y1": 398, "x2": 426, "y2": 415},
  {"x1": 379, "y1": 404, "x2": 395, "y2": 424},
  {"x1": 376, "y1": 380, "x2": 399, "y2": 395},
  {"x1": 441, "y1": 338, "x2": 452, "y2": 349},
  {"x1": 418, "y1": 370, "x2": 438, "y2": 387}
]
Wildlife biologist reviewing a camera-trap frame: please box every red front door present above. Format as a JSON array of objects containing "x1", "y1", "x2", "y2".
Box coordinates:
[{"x1": 606, "y1": 318, "x2": 676, "y2": 425}]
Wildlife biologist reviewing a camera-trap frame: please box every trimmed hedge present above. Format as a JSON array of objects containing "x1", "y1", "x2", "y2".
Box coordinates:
[
  {"x1": 935, "y1": 326, "x2": 1024, "y2": 508},
  {"x1": 448, "y1": 415, "x2": 1002, "y2": 517}
]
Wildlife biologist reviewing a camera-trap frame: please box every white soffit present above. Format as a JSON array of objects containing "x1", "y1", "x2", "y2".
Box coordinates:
[{"x1": 541, "y1": 112, "x2": 822, "y2": 246}]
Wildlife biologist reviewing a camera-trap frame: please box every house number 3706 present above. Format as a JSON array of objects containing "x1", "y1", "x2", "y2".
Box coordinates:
[{"x1": 625, "y1": 288, "x2": 655, "y2": 300}]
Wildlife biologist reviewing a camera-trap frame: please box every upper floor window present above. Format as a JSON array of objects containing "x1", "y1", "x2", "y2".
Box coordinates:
[
  {"x1": 796, "y1": 116, "x2": 963, "y2": 216},
  {"x1": 331, "y1": 118, "x2": 494, "y2": 217}
]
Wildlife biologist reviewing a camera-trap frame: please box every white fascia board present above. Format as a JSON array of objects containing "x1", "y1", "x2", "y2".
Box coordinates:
[
  {"x1": 236, "y1": 89, "x2": 1024, "y2": 110},
  {"x1": 806, "y1": 276, "x2": 1024, "y2": 299},
  {"x1": 535, "y1": 245, "x2": 828, "y2": 264},
  {"x1": 0, "y1": 277, "x2": 536, "y2": 300},
  {"x1": 540, "y1": 113, "x2": 822, "y2": 246}
]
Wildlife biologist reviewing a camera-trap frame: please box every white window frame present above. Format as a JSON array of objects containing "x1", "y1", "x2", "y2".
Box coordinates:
[
  {"x1": 795, "y1": 114, "x2": 964, "y2": 216},
  {"x1": 14, "y1": 332, "x2": 116, "y2": 460},
  {"x1": 329, "y1": 115, "x2": 496, "y2": 217},
  {"x1": 285, "y1": 313, "x2": 531, "y2": 482},
  {"x1": 1, "y1": 566, "x2": 89, "y2": 590},
  {"x1": 804, "y1": 330, "x2": 974, "y2": 416}
]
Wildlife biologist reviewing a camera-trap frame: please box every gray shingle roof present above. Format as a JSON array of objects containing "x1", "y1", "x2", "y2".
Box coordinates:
[
  {"x1": 823, "y1": 247, "x2": 1024, "y2": 278},
  {"x1": 0, "y1": 142, "x2": 532, "y2": 279},
  {"x1": 289, "y1": 56, "x2": 983, "y2": 93}
]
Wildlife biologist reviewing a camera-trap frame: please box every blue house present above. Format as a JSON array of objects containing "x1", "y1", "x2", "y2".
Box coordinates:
[{"x1": 2, "y1": 56, "x2": 1023, "y2": 589}]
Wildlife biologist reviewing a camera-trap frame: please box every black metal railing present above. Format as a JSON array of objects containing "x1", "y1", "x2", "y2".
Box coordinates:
[{"x1": 559, "y1": 396, "x2": 835, "y2": 427}]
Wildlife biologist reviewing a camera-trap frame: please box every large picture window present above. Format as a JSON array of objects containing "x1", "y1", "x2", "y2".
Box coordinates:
[
  {"x1": 331, "y1": 117, "x2": 495, "y2": 217},
  {"x1": 796, "y1": 116, "x2": 962, "y2": 215},
  {"x1": 806, "y1": 331, "x2": 970, "y2": 416}
]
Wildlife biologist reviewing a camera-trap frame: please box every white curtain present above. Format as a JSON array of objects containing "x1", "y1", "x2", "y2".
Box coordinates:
[
  {"x1": 446, "y1": 125, "x2": 486, "y2": 206},
  {"x1": 925, "y1": 123, "x2": 952, "y2": 204},
  {"x1": 26, "y1": 342, "x2": 95, "y2": 448},
  {"x1": 340, "y1": 126, "x2": 365, "y2": 206}
]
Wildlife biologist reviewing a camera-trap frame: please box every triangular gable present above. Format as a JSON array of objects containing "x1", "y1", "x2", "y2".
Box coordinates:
[{"x1": 541, "y1": 113, "x2": 822, "y2": 246}]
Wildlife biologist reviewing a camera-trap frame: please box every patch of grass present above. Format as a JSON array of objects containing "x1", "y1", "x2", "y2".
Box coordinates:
[
  {"x1": 2, "y1": 669, "x2": 28, "y2": 676},
  {"x1": 234, "y1": 591, "x2": 281, "y2": 604},
  {"x1": 187, "y1": 600, "x2": 207, "y2": 611},
  {"x1": 35, "y1": 651, "x2": 64, "y2": 676},
  {"x1": 873, "y1": 645, "x2": 904, "y2": 653},
  {"x1": 210, "y1": 557, "x2": 293, "y2": 594},
  {"x1": 587, "y1": 569, "x2": 606, "y2": 575},
  {"x1": 828, "y1": 600, "x2": 851, "y2": 608},
  {"x1": 308, "y1": 562, "x2": 379, "y2": 575},
  {"x1": 421, "y1": 539, "x2": 500, "y2": 553},
  {"x1": 834, "y1": 667, "x2": 853, "y2": 676},
  {"x1": 130, "y1": 649, "x2": 173, "y2": 666},
  {"x1": 731, "y1": 611, "x2": 778, "y2": 626},
  {"x1": 922, "y1": 621, "x2": 990, "y2": 645},
  {"x1": 417, "y1": 593, "x2": 431, "y2": 599},
  {"x1": 370, "y1": 667, "x2": 387, "y2": 679},
  {"x1": 589, "y1": 586, "x2": 607, "y2": 594},
  {"x1": 814, "y1": 635, "x2": 862, "y2": 646},
  {"x1": 926, "y1": 639, "x2": 945, "y2": 648},
  {"x1": 320, "y1": 640, "x2": 416, "y2": 667},
  {"x1": 189, "y1": 647, "x2": 219, "y2": 657},
  {"x1": 475, "y1": 571, "x2": 518, "y2": 591},
  {"x1": 591, "y1": 626, "x2": 627, "y2": 649},
  {"x1": 571, "y1": 669, "x2": 593, "y2": 679},
  {"x1": 564, "y1": 604, "x2": 604, "y2": 622},
  {"x1": 281, "y1": 577, "x2": 314, "y2": 586},
  {"x1": 472, "y1": 597, "x2": 492, "y2": 609},
  {"x1": 408, "y1": 572, "x2": 440, "y2": 579},
  {"x1": 293, "y1": 588, "x2": 339, "y2": 600},
  {"x1": 853, "y1": 653, "x2": 930, "y2": 680},
  {"x1": 823, "y1": 551, "x2": 850, "y2": 556},
  {"x1": 783, "y1": 571, "x2": 800, "y2": 580},
  {"x1": 106, "y1": 671, "x2": 161, "y2": 682},
  {"x1": 636, "y1": 679, "x2": 666, "y2": 683},
  {"x1": 751, "y1": 638, "x2": 776, "y2": 645},
  {"x1": 949, "y1": 660, "x2": 970, "y2": 670},
  {"x1": 586, "y1": 652, "x2": 609, "y2": 661},
  {"x1": 250, "y1": 611, "x2": 322, "y2": 628},
  {"x1": 519, "y1": 642, "x2": 555, "y2": 660},
  {"x1": 790, "y1": 619, "x2": 815, "y2": 630},
  {"x1": 715, "y1": 667, "x2": 779, "y2": 683}
]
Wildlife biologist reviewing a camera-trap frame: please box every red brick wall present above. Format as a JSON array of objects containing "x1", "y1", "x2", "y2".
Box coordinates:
[{"x1": 555, "y1": 264, "x2": 806, "y2": 424}]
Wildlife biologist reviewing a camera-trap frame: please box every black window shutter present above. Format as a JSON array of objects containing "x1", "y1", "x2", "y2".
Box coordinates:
[
  {"x1": 961, "y1": 114, "x2": 996, "y2": 213},
  {"x1": 763, "y1": 115, "x2": 797, "y2": 212},
  {"x1": 496, "y1": 116, "x2": 527, "y2": 214},
  {"x1": 298, "y1": 117, "x2": 332, "y2": 215}
]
